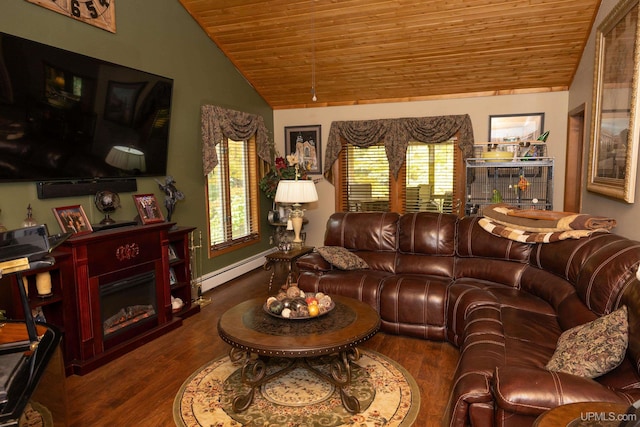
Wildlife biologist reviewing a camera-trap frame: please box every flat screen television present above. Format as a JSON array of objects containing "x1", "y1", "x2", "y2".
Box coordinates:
[{"x1": 0, "y1": 32, "x2": 173, "y2": 192}]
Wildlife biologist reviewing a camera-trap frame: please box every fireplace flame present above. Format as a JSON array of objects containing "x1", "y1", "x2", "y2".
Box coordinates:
[{"x1": 103, "y1": 304, "x2": 156, "y2": 335}]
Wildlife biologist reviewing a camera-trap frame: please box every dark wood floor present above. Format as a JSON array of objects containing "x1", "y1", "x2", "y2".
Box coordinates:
[{"x1": 65, "y1": 267, "x2": 459, "y2": 426}]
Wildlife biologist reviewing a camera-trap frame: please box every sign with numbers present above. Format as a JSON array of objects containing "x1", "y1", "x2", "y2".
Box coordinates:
[{"x1": 26, "y1": 0, "x2": 116, "y2": 33}]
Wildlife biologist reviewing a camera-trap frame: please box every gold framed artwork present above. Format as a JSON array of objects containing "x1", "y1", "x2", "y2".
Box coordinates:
[
  {"x1": 26, "y1": 0, "x2": 116, "y2": 33},
  {"x1": 133, "y1": 194, "x2": 165, "y2": 224},
  {"x1": 588, "y1": 0, "x2": 640, "y2": 203},
  {"x1": 53, "y1": 205, "x2": 93, "y2": 235}
]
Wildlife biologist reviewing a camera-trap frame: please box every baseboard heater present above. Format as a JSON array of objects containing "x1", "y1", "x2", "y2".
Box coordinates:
[{"x1": 201, "y1": 248, "x2": 275, "y2": 292}]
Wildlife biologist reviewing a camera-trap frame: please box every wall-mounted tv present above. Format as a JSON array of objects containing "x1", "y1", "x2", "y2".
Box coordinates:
[{"x1": 0, "y1": 32, "x2": 173, "y2": 189}]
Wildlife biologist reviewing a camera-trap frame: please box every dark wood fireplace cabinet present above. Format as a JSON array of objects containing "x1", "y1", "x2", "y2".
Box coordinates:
[{"x1": 0, "y1": 223, "x2": 199, "y2": 375}]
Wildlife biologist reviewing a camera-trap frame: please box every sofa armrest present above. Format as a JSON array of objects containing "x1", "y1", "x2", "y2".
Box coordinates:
[
  {"x1": 296, "y1": 252, "x2": 333, "y2": 272},
  {"x1": 493, "y1": 366, "x2": 631, "y2": 417}
]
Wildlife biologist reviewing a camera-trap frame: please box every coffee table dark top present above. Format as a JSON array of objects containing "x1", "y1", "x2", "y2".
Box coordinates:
[{"x1": 218, "y1": 295, "x2": 380, "y2": 357}]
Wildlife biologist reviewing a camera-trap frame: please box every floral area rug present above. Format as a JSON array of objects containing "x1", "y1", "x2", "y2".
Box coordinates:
[{"x1": 173, "y1": 349, "x2": 420, "y2": 427}]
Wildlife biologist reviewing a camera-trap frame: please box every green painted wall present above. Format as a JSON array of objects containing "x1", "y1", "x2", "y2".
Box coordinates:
[{"x1": 0, "y1": 0, "x2": 274, "y2": 274}]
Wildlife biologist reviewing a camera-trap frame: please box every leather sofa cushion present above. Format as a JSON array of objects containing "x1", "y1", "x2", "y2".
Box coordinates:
[
  {"x1": 493, "y1": 365, "x2": 628, "y2": 417},
  {"x1": 378, "y1": 274, "x2": 450, "y2": 331},
  {"x1": 395, "y1": 253, "x2": 454, "y2": 277},
  {"x1": 324, "y1": 212, "x2": 399, "y2": 252},
  {"x1": 574, "y1": 238, "x2": 640, "y2": 315},
  {"x1": 398, "y1": 212, "x2": 456, "y2": 256},
  {"x1": 500, "y1": 307, "x2": 559, "y2": 367},
  {"x1": 454, "y1": 257, "x2": 528, "y2": 288},
  {"x1": 457, "y1": 216, "x2": 532, "y2": 263},
  {"x1": 395, "y1": 212, "x2": 456, "y2": 276},
  {"x1": 296, "y1": 252, "x2": 332, "y2": 272},
  {"x1": 531, "y1": 233, "x2": 640, "y2": 315},
  {"x1": 357, "y1": 251, "x2": 397, "y2": 273},
  {"x1": 322, "y1": 212, "x2": 399, "y2": 273},
  {"x1": 531, "y1": 233, "x2": 616, "y2": 285},
  {"x1": 297, "y1": 269, "x2": 392, "y2": 312},
  {"x1": 518, "y1": 267, "x2": 578, "y2": 315}
]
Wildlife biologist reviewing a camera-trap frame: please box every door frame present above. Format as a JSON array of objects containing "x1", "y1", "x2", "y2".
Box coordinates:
[{"x1": 564, "y1": 104, "x2": 586, "y2": 212}]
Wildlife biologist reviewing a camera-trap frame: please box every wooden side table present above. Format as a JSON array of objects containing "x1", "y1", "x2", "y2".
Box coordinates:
[
  {"x1": 533, "y1": 401, "x2": 631, "y2": 427},
  {"x1": 263, "y1": 246, "x2": 314, "y2": 292}
]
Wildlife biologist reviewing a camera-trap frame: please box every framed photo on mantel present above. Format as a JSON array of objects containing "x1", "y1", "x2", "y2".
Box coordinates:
[
  {"x1": 53, "y1": 205, "x2": 93, "y2": 235},
  {"x1": 133, "y1": 194, "x2": 164, "y2": 225}
]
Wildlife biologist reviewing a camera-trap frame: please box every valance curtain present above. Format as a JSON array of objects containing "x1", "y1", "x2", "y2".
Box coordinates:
[
  {"x1": 324, "y1": 114, "x2": 475, "y2": 182},
  {"x1": 201, "y1": 105, "x2": 271, "y2": 176}
]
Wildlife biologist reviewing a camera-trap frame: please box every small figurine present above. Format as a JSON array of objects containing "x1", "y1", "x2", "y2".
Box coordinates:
[
  {"x1": 22, "y1": 204, "x2": 37, "y2": 227},
  {"x1": 517, "y1": 175, "x2": 530, "y2": 191},
  {"x1": 156, "y1": 176, "x2": 185, "y2": 222},
  {"x1": 537, "y1": 131, "x2": 550, "y2": 142}
]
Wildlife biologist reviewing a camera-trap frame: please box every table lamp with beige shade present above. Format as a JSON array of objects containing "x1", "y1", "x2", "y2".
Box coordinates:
[{"x1": 274, "y1": 179, "x2": 318, "y2": 246}]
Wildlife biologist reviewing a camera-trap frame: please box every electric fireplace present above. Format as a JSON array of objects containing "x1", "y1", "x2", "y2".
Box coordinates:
[
  {"x1": 58, "y1": 222, "x2": 181, "y2": 375},
  {"x1": 100, "y1": 271, "x2": 158, "y2": 349}
]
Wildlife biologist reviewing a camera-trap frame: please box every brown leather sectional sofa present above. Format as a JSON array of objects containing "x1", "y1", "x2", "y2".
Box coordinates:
[{"x1": 296, "y1": 211, "x2": 640, "y2": 427}]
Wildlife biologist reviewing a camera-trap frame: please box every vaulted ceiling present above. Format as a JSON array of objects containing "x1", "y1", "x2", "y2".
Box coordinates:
[{"x1": 178, "y1": 0, "x2": 601, "y2": 110}]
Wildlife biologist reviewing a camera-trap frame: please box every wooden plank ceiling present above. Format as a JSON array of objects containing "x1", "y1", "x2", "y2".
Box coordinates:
[{"x1": 178, "y1": 0, "x2": 601, "y2": 110}]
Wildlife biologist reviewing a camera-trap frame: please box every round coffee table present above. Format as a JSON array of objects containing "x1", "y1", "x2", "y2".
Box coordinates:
[{"x1": 217, "y1": 295, "x2": 380, "y2": 413}]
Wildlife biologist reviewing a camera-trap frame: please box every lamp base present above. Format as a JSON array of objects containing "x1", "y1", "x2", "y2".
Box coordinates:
[{"x1": 290, "y1": 206, "x2": 304, "y2": 244}]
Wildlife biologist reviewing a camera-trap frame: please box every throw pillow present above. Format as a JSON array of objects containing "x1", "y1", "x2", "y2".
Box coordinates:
[
  {"x1": 546, "y1": 305, "x2": 628, "y2": 378},
  {"x1": 316, "y1": 246, "x2": 369, "y2": 270}
]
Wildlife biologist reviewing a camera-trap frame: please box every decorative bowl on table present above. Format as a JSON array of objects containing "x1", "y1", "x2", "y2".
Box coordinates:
[{"x1": 264, "y1": 285, "x2": 334, "y2": 319}]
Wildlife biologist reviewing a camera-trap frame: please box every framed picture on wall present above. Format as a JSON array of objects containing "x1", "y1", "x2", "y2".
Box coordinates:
[
  {"x1": 133, "y1": 194, "x2": 165, "y2": 224},
  {"x1": 53, "y1": 205, "x2": 93, "y2": 235},
  {"x1": 587, "y1": 0, "x2": 640, "y2": 203},
  {"x1": 285, "y1": 125, "x2": 322, "y2": 174},
  {"x1": 488, "y1": 113, "x2": 545, "y2": 142}
]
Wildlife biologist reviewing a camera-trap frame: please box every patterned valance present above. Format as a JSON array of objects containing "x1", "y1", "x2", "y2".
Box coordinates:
[
  {"x1": 324, "y1": 114, "x2": 475, "y2": 183},
  {"x1": 201, "y1": 105, "x2": 271, "y2": 176}
]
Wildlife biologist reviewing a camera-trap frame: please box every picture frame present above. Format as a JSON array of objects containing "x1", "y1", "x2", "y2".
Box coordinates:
[
  {"x1": 587, "y1": 0, "x2": 640, "y2": 203},
  {"x1": 168, "y1": 244, "x2": 178, "y2": 261},
  {"x1": 285, "y1": 125, "x2": 322, "y2": 174},
  {"x1": 104, "y1": 80, "x2": 146, "y2": 125},
  {"x1": 488, "y1": 113, "x2": 545, "y2": 142},
  {"x1": 133, "y1": 193, "x2": 165, "y2": 224},
  {"x1": 53, "y1": 205, "x2": 93, "y2": 235},
  {"x1": 169, "y1": 267, "x2": 177, "y2": 285}
]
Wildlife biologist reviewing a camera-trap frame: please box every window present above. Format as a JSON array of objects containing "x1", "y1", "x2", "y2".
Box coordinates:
[
  {"x1": 206, "y1": 136, "x2": 260, "y2": 255},
  {"x1": 336, "y1": 139, "x2": 462, "y2": 215},
  {"x1": 404, "y1": 141, "x2": 456, "y2": 213},
  {"x1": 341, "y1": 144, "x2": 390, "y2": 212}
]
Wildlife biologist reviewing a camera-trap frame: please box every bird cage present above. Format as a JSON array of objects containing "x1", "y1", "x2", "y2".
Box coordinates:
[{"x1": 465, "y1": 157, "x2": 553, "y2": 216}]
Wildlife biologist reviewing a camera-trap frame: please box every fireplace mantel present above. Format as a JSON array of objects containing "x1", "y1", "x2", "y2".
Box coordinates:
[{"x1": 59, "y1": 222, "x2": 182, "y2": 375}]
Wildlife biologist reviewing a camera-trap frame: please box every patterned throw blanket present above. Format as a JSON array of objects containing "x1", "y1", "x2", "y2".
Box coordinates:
[{"x1": 479, "y1": 203, "x2": 617, "y2": 243}]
